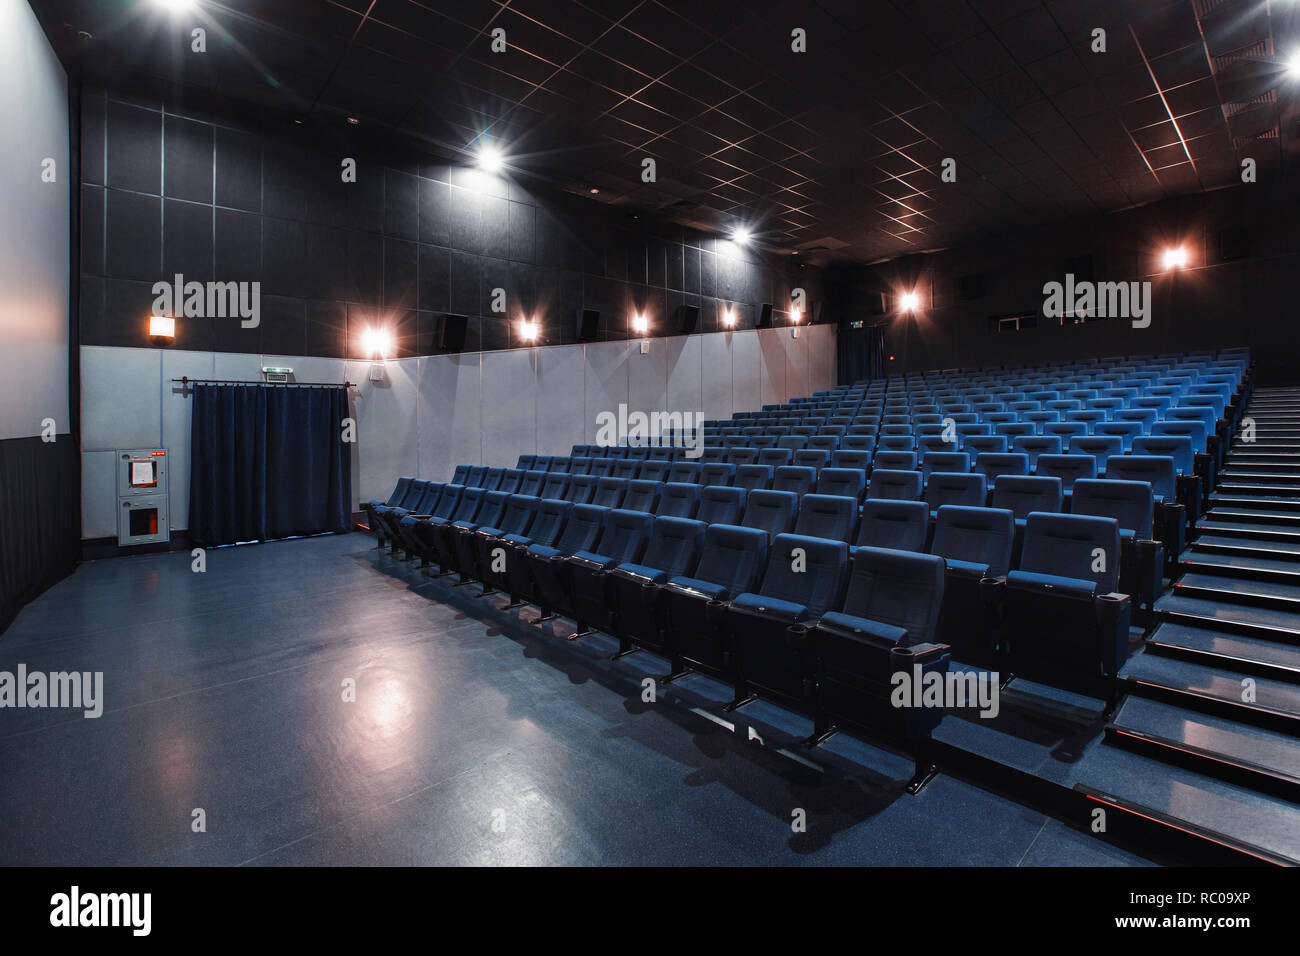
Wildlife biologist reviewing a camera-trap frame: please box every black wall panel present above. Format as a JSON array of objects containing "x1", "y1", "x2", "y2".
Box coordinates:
[{"x1": 0, "y1": 437, "x2": 78, "y2": 635}]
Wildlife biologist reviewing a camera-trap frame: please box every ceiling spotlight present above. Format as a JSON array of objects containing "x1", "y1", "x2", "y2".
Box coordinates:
[
  {"x1": 477, "y1": 142, "x2": 503, "y2": 173},
  {"x1": 1287, "y1": 50, "x2": 1300, "y2": 80},
  {"x1": 589, "y1": 187, "x2": 600, "y2": 194},
  {"x1": 153, "y1": 0, "x2": 195, "y2": 12},
  {"x1": 1162, "y1": 246, "x2": 1187, "y2": 270},
  {"x1": 346, "y1": 116, "x2": 360, "y2": 126},
  {"x1": 900, "y1": 291, "x2": 919, "y2": 312},
  {"x1": 732, "y1": 226, "x2": 752, "y2": 245}
]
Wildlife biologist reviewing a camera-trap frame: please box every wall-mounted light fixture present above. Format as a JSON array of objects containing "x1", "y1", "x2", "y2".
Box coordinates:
[
  {"x1": 477, "y1": 142, "x2": 503, "y2": 173},
  {"x1": 519, "y1": 318, "x2": 540, "y2": 344},
  {"x1": 731, "y1": 226, "x2": 752, "y2": 245},
  {"x1": 899, "y1": 291, "x2": 920, "y2": 312},
  {"x1": 361, "y1": 326, "x2": 392, "y2": 382},
  {"x1": 790, "y1": 305, "x2": 802, "y2": 338},
  {"x1": 148, "y1": 314, "x2": 175, "y2": 344},
  {"x1": 1162, "y1": 246, "x2": 1187, "y2": 270},
  {"x1": 722, "y1": 308, "x2": 736, "y2": 328}
]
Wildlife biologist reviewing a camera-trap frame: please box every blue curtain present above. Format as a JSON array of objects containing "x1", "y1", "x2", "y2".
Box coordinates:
[
  {"x1": 189, "y1": 385, "x2": 352, "y2": 546},
  {"x1": 837, "y1": 323, "x2": 886, "y2": 386}
]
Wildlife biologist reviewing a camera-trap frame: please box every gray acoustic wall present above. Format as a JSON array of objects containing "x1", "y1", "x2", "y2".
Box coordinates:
[
  {"x1": 0, "y1": 0, "x2": 76, "y2": 631},
  {"x1": 79, "y1": 322, "x2": 836, "y2": 538},
  {"x1": 1, "y1": 0, "x2": 69, "y2": 440}
]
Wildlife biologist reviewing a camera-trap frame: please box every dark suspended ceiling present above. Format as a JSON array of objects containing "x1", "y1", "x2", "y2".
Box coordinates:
[{"x1": 35, "y1": 0, "x2": 1300, "y2": 264}]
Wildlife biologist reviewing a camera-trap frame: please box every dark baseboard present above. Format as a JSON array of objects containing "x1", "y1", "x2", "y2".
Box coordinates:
[{"x1": 81, "y1": 530, "x2": 197, "y2": 562}]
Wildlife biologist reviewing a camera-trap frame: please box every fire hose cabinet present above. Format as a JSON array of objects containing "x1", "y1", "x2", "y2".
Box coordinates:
[{"x1": 117, "y1": 448, "x2": 170, "y2": 547}]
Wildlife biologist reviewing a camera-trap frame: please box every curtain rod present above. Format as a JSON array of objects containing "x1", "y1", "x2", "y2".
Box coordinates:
[{"x1": 172, "y1": 377, "x2": 356, "y2": 388}]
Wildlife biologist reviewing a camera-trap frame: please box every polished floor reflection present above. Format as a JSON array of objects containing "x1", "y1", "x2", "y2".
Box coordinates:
[{"x1": 0, "y1": 534, "x2": 1151, "y2": 866}]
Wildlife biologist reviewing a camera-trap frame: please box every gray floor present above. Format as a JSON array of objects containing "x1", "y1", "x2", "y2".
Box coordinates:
[{"x1": 0, "y1": 533, "x2": 1153, "y2": 866}]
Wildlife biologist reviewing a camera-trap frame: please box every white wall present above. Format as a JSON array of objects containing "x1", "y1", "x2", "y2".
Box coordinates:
[
  {"x1": 78, "y1": 323, "x2": 837, "y2": 537},
  {"x1": 0, "y1": 0, "x2": 69, "y2": 440}
]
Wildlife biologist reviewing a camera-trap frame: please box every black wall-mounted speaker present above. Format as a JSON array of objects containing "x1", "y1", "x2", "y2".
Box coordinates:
[
  {"x1": 1218, "y1": 228, "x2": 1249, "y2": 261},
  {"x1": 677, "y1": 304, "x2": 699, "y2": 334},
  {"x1": 439, "y1": 313, "x2": 468, "y2": 351},
  {"x1": 866, "y1": 292, "x2": 885, "y2": 315},
  {"x1": 757, "y1": 302, "x2": 773, "y2": 328},
  {"x1": 957, "y1": 274, "x2": 985, "y2": 300},
  {"x1": 576, "y1": 308, "x2": 599, "y2": 341}
]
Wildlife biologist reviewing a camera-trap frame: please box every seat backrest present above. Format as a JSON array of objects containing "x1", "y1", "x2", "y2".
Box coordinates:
[
  {"x1": 587, "y1": 458, "x2": 614, "y2": 478},
  {"x1": 623, "y1": 479, "x2": 661, "y2": 513},
  {"x1": 476, "y1": 490, "x2": 510, "y2": 527},
  {"x1": 432, "y1": 484, "x2": 464, "y2": 519},
  {"x1": 757, "y1": 534, "x2": 849, "y2": 619},
  {"x1": 921, "y1": 451, "x2": 970, "y2": 483},
  {"x1": 727, "y1": 447, "x2": 760, "y2": 466},
  {"x1": 1071, "y1": 479, "x2": 1153, "y2": 540},
  {"x1": 547, "y1": 457, "x2": 569, "y2": 473},
  {"x1": 1151, "y1": 419, "x2": 1208, "y2": 454},
  {"x1": 741, "y1": 489, "x2": 798, "y2": 539},
  {"x1": 855, "y1": 498, "x2": 929, "y2": 553},
  {"x1": 518, "y1": 469, "x2": 546, "y2": 496},
  {"x1": 396, "y1": 479, "x2": 429, "y2": 510},
  {"x1": 1011, "y1": 435, "x2": 1062, "y2": 468},
  {"x1": 465, "y1": 465, "x2": 488, "y2": 487},
  {"x1": 566, "y1": 474, "x2": 598, "y2": 504},
  {"x1": 597, "y1": 509, "x2": 653, "y2": 563},
  {"x1": 832, "y1": 450, "x2": 871, "y2": 471},
  {"x1": 1035, "y1": 454, "x2": 1096, "y2": 493},
  {"x1": 690, "y1": 523, "x2": 769, "y2": 595},
  {"x1": 452, "y1": 486, "x2": 486, "y2": 523},
  {"x1": 963, "y1": 435, "x2": 1008, "y2": 456},
  {"x1": 815, "y1": 467, "x2": 866, "y2": 502},
  {"x1": 1094, "y1": 420, "x2": 1141, "y2": 450},
  {"x1": 734, "y1": 464, "x2": 774, "y2": 493},
  {"x1": 499, "y1": 494, "x2": 538, "y2": 536},
  {"x1": 874, "y1": 450, "x2": 918, "y2": 471},
  {"x1": 876, "y1": 434, "x2": 916, "y2": 452},
  {"x1": 552, "y1": 503, "x2": 608, "y2": 554},
  {"x1": 793, "y1": 448, "x2": 831, "y2": 473},
  {"x1": 539, "y1": 473, "x2": 569, "y2": 499},
  {"x1": 931, "y1": 505, "x2": 1014, "y2": 577},
  {"x1": 1019, "y1": 512, "x2": 1122, "y2": 594},
  {"x1": 840, "y1": 546, "x2": 946, "y2": 645},
  {"x1": 514, "y1": 456, "x2": 535, "y2": 472},
  {"x1": 793, "y1": 493, "x2": 857, "y2": 542},
  {"x1": 592, "y1": 477, "x2": 626, "y2": 509},
  {"x1": 973, "y1": 452, "x2": 1029, "y2": 488},
  {"x1": 1132, "y1": 435, "x2": 1193, "y2": 476},
  {"x1": 924, "y1": 473, "x2": 986, "y2": 513},
  {"x1": 656, "y1": 482, "x2": 701, "y2": 519},
  {"x1": 498, "y1": 469, "x2": 523, "y2": 494},
  {"x1": 867, "y1": 468, "x2": 923, "y2": 501},
  {"x1": 773, "y1": 465, "x2": 817, "y2": 497},
  {"x1": 701, "y1": 462, "x2": 736, "y2": 487},
  {"x1": 410, "y1": 481, "x2": 443, "y2": 514},
  {"x1": 758, "y1": 447, "x2": 794, "y2": 469},
  {"x1": 696, "y1": 485, "x2": 745, "y2": 525},
  {"x1": 639, "y1": 516, "x2": 706, "y2": 577},
  {"x1": 610, "y1": 459, "x2": 638, "y2": 479},
  {"x1": 991, "y1": 475, "x2": 1063, "y2": 520},
  {"x1": 638, "y1": 460, "x2": 670, "y2": 482},
  {"x1": 566, "y1": 457, "x2": 592, "y2": 477},
  {"x1": 1068, "y1": 436, "x2": 1123, "y2": 476},
  {"x1": 1167, "y1": 405, "x2": 1216, "y2": 434},
  {"x1": 667, "y1": 461, "x2": 702, "y2": 484},
  {"x1": 1104, "y1": 454, "x2": 1177, "y2": 501},
  {"x1": 527, "y1": 498, "x2": 572, "y2": 547},
  {"x1": 451, "y1": 464, "x2": 470, "y2": 484}
]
